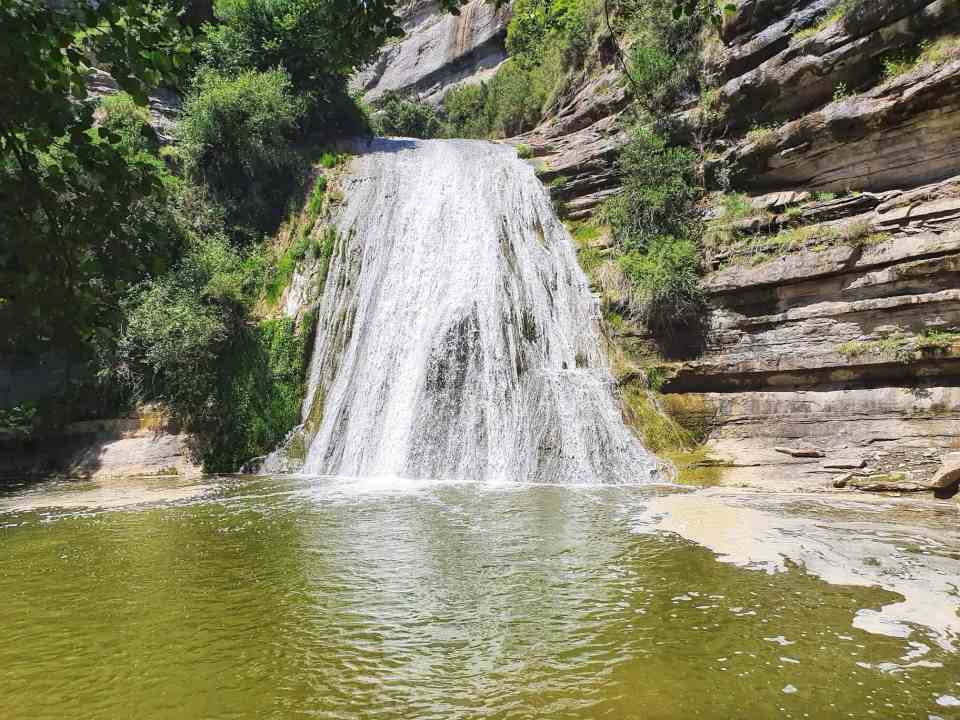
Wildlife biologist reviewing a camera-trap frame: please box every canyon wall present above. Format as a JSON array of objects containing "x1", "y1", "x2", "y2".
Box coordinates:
[
  {"x1": 352, "y1": 0, "x2": 512, "y2": 103},
  {"x1": 665, "y1": 0, "x2": 960, "y2": 491},
  {"x1": 386, "y1": 0, "x2": 960, "y2": 493}
]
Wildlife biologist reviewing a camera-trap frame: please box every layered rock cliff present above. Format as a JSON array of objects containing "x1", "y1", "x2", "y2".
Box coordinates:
[
  {"x1": 363, "y1": 0, "x2": 960, "y2": 496},
  {"x1": 662, "y1": 0, "x2": 960, "y2": 493}
]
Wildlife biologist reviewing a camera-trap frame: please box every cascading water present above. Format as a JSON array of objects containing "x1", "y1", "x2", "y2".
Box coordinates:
[{"x1": 299, "y1": 138, "x2": 660, "y2": 483}]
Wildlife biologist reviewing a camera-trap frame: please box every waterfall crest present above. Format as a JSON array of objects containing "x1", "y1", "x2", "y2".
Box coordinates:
[{"x1": 300, "y1": 138, "x2": 659, "y2": 483}]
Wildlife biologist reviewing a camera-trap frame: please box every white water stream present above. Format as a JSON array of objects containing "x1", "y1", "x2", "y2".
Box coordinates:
[{"x1": 299, "y1": 139, "x2": 657, "y2": 483}]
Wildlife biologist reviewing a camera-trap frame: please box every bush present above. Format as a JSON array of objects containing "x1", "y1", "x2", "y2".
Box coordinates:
[
  {"x1": 115, "y1": 278, "x2": 232, "y2": 415},
  {"x1": 507, "y1": 0, "x2": 597, "y2": 69},
  {"x1": 112, "y1": 230, "x2": 315, "y2": 471},
  {"x1": 443, "y1": 83, "x2": 493, "y2": 138},
  {"x1": 178, "y1": 68, "x2": 306, "y2": 244},
  {"x1": 443, "y1": 0, "x2": 599, "y2": 139},
  {"x1": 621, "y1": 0, "x2": 707, "y2": 111},
  {"x1": 371, "y1": 91, "x2": 444, "y2": 138},
  {"x1": 605, "y1": 125, "x2": 701, "y2": 254},
  {"x1": 619, "y1": 235, "x2": 704, "y2": 335},
  {"x1": 203, "y1": 316, "x2": 313, "y2": 471},
  {"x1": 487, "y1": 59, "x2": 550, "y2": 136}
]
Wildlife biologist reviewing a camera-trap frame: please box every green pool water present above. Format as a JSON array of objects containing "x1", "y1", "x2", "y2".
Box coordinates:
[{"x1": 1, "y1": 475, "x2": 958, "y2": 719}]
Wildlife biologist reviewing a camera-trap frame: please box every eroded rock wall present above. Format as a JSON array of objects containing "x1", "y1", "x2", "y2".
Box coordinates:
[
  {"x1": 352, "y1": 0, "x2": 512, "y2": 104},
  {"x1": 667, "y1": 0, "x2": 960, "y2": 492}
]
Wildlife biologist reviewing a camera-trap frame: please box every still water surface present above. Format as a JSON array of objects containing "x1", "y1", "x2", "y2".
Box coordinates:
[{"x1": 1, "y1": 475, "x2": 958, "y2": 719}]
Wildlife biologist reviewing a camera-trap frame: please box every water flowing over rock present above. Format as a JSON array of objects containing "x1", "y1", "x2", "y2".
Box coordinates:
[{"x1": 300, "y1": 138, "x2": 658, "y2": 484}]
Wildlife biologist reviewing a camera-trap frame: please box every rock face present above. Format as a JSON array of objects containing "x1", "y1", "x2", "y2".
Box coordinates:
[
  {"x1": 653, "y1": 0, "x2": 960, "y2": 494},
  {"x1": 359, "y1": 0, "x2": 960, "y2": 495},
  {"x1": 931, "y1": 452, "x2": 960, "y2": 494},
  {"x1": 352, "y1": 0, "x2": 512, "y2": 104},
  {"x1": 0, "y1": 410, "x2": 201, "y2": 481}
]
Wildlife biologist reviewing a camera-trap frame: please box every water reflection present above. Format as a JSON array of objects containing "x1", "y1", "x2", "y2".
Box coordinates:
[{"x1": 0, "y1": 476, "x2": 957, "y2": 720}]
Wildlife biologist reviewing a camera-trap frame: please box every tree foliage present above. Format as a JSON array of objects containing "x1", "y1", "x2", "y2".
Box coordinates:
[
  {"x1": 370, "y1": 91, "x2": 444, "y2": 139},
  {"x1": 606, "y1": 126, "x2": 701, "y2": 253},
  {"x1": 179, "y1": 68, "x2": 306, "y2": 242},
  {"x1": 0, "y1": 0, "x2": 191, "y2": 353}
]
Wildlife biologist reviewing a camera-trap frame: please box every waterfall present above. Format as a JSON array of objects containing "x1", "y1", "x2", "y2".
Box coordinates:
[{"x1": 299, "y1": 138, "x2": 660, "y2": 484}]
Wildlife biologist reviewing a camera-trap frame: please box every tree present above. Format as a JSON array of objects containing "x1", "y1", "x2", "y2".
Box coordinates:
[
  {"x1": 178, "y1": 68, "x2": 306, "y2": 243},
  {"x1": 0, "y1": 0, "x2": 191, "y2": 352}
]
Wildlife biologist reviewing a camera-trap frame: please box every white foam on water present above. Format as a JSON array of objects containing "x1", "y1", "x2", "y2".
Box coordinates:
[{"x1": 636, "y1": 491, "x2": 960, "y2": 652}]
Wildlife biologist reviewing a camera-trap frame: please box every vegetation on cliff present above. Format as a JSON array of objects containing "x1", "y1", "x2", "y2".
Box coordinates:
[{"x1": 0, "y1": 0, "x2": 459, "y2": 468}]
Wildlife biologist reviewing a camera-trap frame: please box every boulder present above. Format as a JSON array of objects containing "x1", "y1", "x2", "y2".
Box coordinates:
[{"x1": 930, "y1": 452, "x2": 960, "y2": 488}]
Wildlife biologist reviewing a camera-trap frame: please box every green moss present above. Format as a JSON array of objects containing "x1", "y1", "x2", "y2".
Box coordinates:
[
  {"x1": 718, "y1": 192, "x2": 761, "y2": 221},
  {"x1": 304, "y1": 385, "x2": 326, "y2": 435},
  {"x1": 662, "y1": 447, "x2": 725, "y2": 487},
  {"x1": 516, "y1": 144, "x2": 533, "y2": 159},
  {"x1": 745, "y1": 124, "x2": 778, "y2": 147},
  {"x1": 203, "y1": 316, "x2": 314, "y2": 472},
  {"x1": 287, "y1": 432, "x2": 307, "y2": 462},
  {"x1": 319, "y1": 150, "x2": 339, "y2": 169},
  {"x1": 568, "y1": 219, "x2": 604, "y2": 245},
  {"x1": 836, "y1": 329, "x2": 960, "y2": 363},
  {"x1": 880, "y1": 35, "x2": 960, "y2": 82},
  {"x1": 314, "y1": 226, "x2": 338, "y2": 293},
  {"x1": 916, "y1": 328, "x2": 960, "y2": 352},
  {"x1": 620, "y1": 383, "x2": 724, "y2": 487}
]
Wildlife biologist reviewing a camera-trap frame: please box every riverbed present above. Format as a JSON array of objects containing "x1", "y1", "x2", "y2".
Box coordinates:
[{"x1": 1, "y1": 475, "x2": 958, "y2": 719}]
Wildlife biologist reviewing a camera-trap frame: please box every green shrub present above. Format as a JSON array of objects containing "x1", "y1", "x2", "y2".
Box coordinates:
[
  {"x1": 487, "y1": 59, "x2": 550, "y2": 137},
  {"x1": 443, "y1": 83, "x2": 492, "y2": 138},
  {"x1": 203, "y1": 317, "x2": 313, "y2": 471},
  {"x1": 621, "y1": 0, "x2": 707, "y2": 111},
  {"x1": 516, "y1": 144, "x2": 533, "y2": 159},
  {"x1": 115, "y1": 278, "x2": 232, "y2": 414},
  {"x1": 443, "y1": 0, "x2": 600, "y2": 139},
  {"x1": 197, "y1": 0, "x2": 400, "y2": 115},
  {"x1": 319, "y1": 151, "x2": 339, "y2": 169},
  {"x1": 0, "y1": 403, "x2": 38, "y2": 438},
  {"x1": 605, "y1": 125, "x2": 701, "y2": 254},
  {"x1": 371, "y1": 91, "x2": 444, "y2": 138},
  {"x1": 619, "y1": 235, "x2": 704, "y2": 334},
  {"x1": 718, "y1": 192, "x2": 759, "y2": 221},
  {"x1": 113, "y1": 231, "x2": 316, "y2": 471},
  {"x1": 307, "y1": 175, "x2": 327, "y2": 216},
  {"x1": 178, "y1": 68, "x2": 306, "y2": 244},
  {"x1": 507, "y1": 0, "x2": 598, "y2": 69},
  {"x1": 881, "y1": 49, "x2": 918, "y2": 81}
]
